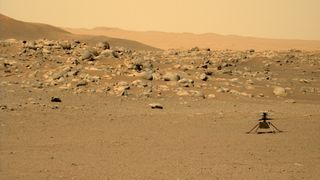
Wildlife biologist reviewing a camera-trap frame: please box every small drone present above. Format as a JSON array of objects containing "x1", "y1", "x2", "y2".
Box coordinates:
[{"x1": 246, "y1": 112, "x2": 283, "y2": 134}]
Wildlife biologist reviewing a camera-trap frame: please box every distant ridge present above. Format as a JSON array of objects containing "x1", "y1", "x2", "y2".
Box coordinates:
[
  {"x1": 0, "y1": 14, "x2": 159, "y2": 51},
  {"x1": 65, "y1": 26, "x2": 320, "y2": 50}
]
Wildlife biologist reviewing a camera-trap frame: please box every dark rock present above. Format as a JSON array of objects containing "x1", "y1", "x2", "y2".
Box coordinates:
[{"x1": 51, "y1": 97, "x2": 62, "y2": 102}]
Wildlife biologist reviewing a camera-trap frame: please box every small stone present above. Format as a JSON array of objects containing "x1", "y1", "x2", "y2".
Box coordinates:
[
  {"x1": 163, "y1": 72, "x2": 180, "y2": 81},
  {"x1": 51, "y1": 105, "x2": 59, "y2": 109},
  {"x1": 51, "y1": 97, "x2": 61, "y2": 102},
  {"x1": 32, "y1": 81, "x2": 44, "y2": 88},
  {"x1": 114, "y1": 81, "x2": 130, "y2": 96},
  {"x1": 246, "y1": 80, "x2": 254, "y2": 85},
  {"x1": 178, "y1": 78, "x2": 194, "y2": 87},
  {"x1": 294, "y1": 163, "x2": 303, "y2": 167},
  {"x1": 120, "y1": 89, "x2": 129, "y2": 96},
  {"x1": 157, "y1": 85, "x2": 169, "y2": 91},
  {"x1": 4, "y1": 59, "x2": 17, "y2": 66},
  {"x1": 205, "y1": 71, "x2": 213, "y2": 76},
  {"x1": 176, "y1": 89, "x2": 189, "y2": 96},
  {"x1": 132, "y1": 80, "x2": 148, "y2": 88},
  {"x1": 207, "y1": 94, "x2": 216, "y2": 98},
  {"x1": 152, "y1": 72, "x2": 161, "y2": 80},
  {"x1": 180, "y1": 65, "x2": 195, "y2": 71},
  {"x1": 76, "y1": 80, "x2": 88, "y2": 87},
  {"x1": 85, "y1": 75, "x2": 100, "y2": 82},
  {"x1": 190, "y1": 47, "x2": 200, "y2": 51},
  {"x1": 0, "y1": 105, "x2": 8, "y2": 110},
  {"x1": 135, "y1": 71, "x2": 153, "y2": 80},
  {"x1": 273, "y1": 86, "x2": 287, "y2": 97},
  {"x1": 71, "y1": 163, "x2": 78, "y2": 166},
  {"x1": 246, "y1": 85, "x2": 255, "y2": 90},
  {"x1": 51, "y1": 67, "x2": 72, "y2": 80},
  {"x1": 42, "y1": 48, "x2": 51, "y2": 54},
  {"x1": 149, "y1": 103, "x2": 163, "y2": 109},
  {"x1": 285, "y1": 99, "x2": 296, "y2": 103},
  {"x1": 299, "y1": 79, "x2": 310, "y2": 83},
  {"x1": 189, "y1": 90, "x2": 205, "y2": 98},
  {"x1": 67, "y1": 57, "x2": 80, "y2": 65},
  {"x1": 100, "y1": 49, "x2": 119, "y2": 58},
  {"x1": 199, "y1": 73, "x2": 208, "y2": 81},
  {"x1": 241, "y1": 92, "x2": 253, "y2": 98},
  {"x1": 216, "y1": 87, "x2": 230, "y2": 93}
]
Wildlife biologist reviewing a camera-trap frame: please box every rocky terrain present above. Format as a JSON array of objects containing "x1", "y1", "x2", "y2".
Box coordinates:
[
  {"x1": 1, "y1": 39, "x2": 319, "y2": 100},
  {"x1": 1, "y1": 39, "x2": 320, "y2": 179}
]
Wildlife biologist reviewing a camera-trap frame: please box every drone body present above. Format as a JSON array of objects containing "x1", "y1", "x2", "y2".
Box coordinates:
[{"x1": 247, "y1": 112, "x2": 283, "y2": 134}]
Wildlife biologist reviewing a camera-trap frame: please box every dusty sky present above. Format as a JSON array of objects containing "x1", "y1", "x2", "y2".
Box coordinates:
[{"x1": 0, "y1": 0, "x2": 319, "y2": 40}]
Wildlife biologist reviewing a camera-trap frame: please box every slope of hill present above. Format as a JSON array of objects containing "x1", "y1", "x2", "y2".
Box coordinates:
[
  {"x1": 65, "y1": 27, "x2": 320, "y2": 51},
  {"x1": 0, "y1": 14, "x2": 73, "y2": 40},
  {"x1": 0, "y1": 14, "x2": 159, "y2": 51}
]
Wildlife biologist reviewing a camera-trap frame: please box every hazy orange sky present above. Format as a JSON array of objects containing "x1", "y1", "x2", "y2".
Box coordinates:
[{"x1": 0, "y1": 0, "x2": 319, "y2": 40}]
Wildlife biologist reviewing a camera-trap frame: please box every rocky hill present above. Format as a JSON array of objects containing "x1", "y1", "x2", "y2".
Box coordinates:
[
  {"x1": 65, "y1": 27, "x2": 320, "y2": 50},
  {"x1": 0, "y1": 14, "x2": 159, "y2": 51}
]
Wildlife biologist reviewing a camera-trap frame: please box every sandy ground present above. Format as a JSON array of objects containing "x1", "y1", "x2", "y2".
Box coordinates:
[
  {"x1": 1, "y1": 87, "x2": 320, "y2": 179},
  {"x1": 1, "y1": 39, "x2": 320, "y2": 179}
]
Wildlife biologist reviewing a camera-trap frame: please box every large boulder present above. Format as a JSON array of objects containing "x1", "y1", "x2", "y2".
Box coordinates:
[
  {"x1": 81, "y1": 48, "x2": 98, "y2": 60},
  {"x1": 81, "y1": 50, "x2": 93, "y2": 60},
  {"x1": 59, "y1": 41, "x2": 72, "y2": 50},
  {"x1": 24, "y1": 41, "x2": 37, "y2": 50},
  {"x1": 96, "y1": 41, "x2": 110, "y2": 50}
]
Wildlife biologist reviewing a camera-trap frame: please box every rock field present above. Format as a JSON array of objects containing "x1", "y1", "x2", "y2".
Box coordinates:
[{"x1": 1, "y1": 39, "x2": 319, "y2": 101}]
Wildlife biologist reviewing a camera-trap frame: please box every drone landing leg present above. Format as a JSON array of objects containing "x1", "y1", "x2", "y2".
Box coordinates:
[
  {"x1": 269, "y1": 122, "x2": 283, "y2": 132},
  {"x1": 246, "y1": 124, "x2": 259, "y2": 134},
  {"x1": 254, "y1": 125, "x2": 260, "y2": 133}
]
